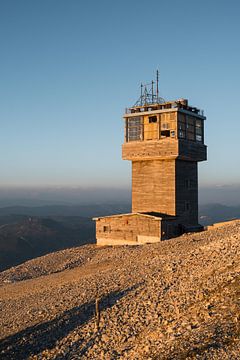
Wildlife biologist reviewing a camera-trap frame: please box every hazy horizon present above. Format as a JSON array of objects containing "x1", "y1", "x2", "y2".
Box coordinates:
[{"x1": 0, "y1": 184, "x2": 239, "y2": 207}]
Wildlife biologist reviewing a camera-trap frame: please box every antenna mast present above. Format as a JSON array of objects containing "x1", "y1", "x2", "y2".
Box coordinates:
[
  {"x1": 132, "y1": 71, "x2": 165, "y2": 107},
  {"x1": 151, "y1": 80, "x2": 154, "y2": 103}
]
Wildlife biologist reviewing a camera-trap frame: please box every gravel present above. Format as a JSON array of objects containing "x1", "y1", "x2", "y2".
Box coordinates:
[{"x1": 0, "y1": 220, "x2": 240, "y2": 359}]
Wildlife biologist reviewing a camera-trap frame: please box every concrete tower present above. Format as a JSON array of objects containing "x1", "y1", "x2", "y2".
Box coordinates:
[{"x1": 94, "y1": 74, "x2": 207, "y2": 245}]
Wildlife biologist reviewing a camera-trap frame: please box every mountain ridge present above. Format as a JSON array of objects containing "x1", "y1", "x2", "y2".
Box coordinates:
[
  {"x1": 0, "y1": 202, "x2": 239, "y2": 272},
  {"x1": 0, "y1": 216, "x2": 94, "y2": 272}
]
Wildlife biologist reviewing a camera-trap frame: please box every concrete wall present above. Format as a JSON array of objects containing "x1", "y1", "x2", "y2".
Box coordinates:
[
  {"x1": 122, "y1": 138, "x2": 178, "y2": 161},
  {"x1": 161, "y1": 219, "x2": 183, "y2": 240},
  {"x1": 178, "y1": 140, "x2": 207, "y2": 162},
  {"x1": 132, "y1": 159, "x2": 176, "y2": 215},
  {"x1": 175, "y1": 160, "x2": 198, "y2": 225},
  {"x1": 96, "y1": 214, "x2": 161, "y2": 245}
]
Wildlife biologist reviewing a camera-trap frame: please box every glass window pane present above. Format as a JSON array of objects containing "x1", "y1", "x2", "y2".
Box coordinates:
[{"x1": 127, "y1": 116, "x2": 143, "y2": 141}]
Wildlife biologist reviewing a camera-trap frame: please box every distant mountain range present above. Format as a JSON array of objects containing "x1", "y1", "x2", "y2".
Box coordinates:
[
  {"x1": 0, "y1": 202, "x2": 239, "y2": 225},
  {"x1": 0, "y1": 215, "x2": 94, "y2": 272},
  {"x1": 199, "y1": 203, "x2": 240, "y2": 226},
  {"x1": 0, "y1": 203, "x2": 131, "y2": 218},
  {"x1": 0, "y1": 202, "x2": 239, "y2": 272}
]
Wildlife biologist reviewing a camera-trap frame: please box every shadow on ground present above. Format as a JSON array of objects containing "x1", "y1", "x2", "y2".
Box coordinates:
[{"x1": 0, "y1": 285, "x2": 138, "y2": 360}]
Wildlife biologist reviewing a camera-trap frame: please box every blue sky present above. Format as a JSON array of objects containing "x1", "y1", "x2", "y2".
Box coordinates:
[{"x1": 0, "y1": 0, "x2": 239, "y2": 188}]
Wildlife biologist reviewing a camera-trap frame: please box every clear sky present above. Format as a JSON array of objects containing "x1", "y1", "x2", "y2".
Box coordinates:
[{"x1": 0, "y1": 0, "x2": 239, "y2": 188}]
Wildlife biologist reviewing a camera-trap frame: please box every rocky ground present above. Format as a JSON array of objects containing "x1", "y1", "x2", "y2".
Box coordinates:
[{"x1": 0, "y1": 220, "x2": 240, "y2": 359}]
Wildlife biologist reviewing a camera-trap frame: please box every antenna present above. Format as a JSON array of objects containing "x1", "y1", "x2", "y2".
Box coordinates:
[
  {"x1": 144, "y1": 85, "x2": 147, "y2": 105},
  {"x1": 151, "y1": 80, "x2": 154, "y2": 103},
  {"x1": 132, "y1": 71, "x2": 165, "y2": 107}
]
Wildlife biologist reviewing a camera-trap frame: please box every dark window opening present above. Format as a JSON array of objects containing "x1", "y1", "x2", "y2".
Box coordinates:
[
  {"x1": 195, "y1": 120, "x2": 203, "y2": 142},
  {"x1": 103, "y1": 225, "x2": 110, "y2": 232},
  {"x1": 161, "y1": 130, "x2": 170, "y2": 137},
  {"x1": 179, "y1": 130, "x2": 186, "y2": 138},
  {"x1": 178, "y1": 119, "x2": 186, "y2": 139},
  {"x1": 149, "y1": 116, "x2": 157, "y2": 123},
  {"x1": 178, "y1": 115, "x2": 204, "y2": 143},
  {"x1": 186, "y1": 122, "x2": 195, "y2": 140}
]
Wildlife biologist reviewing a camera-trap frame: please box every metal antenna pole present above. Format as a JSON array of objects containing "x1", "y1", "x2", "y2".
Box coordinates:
[
  {"x1": 140, "y1": 83, "x2": 143, "y2": 106},
  {"x1": 151, "y1": 80, "x2": 154, "y2": 103},
  {"x1": 145, "y1": 86, "x2": 147, "y2": 105},
  {"x1": 156, "y1": 70, "x2": 159, "y2": 102}
]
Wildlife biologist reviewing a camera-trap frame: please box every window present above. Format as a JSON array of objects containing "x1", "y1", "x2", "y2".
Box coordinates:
[
  {"x1": 195, "y1": 120, "x2": 203, "y2": 142},
  {"x1": 149, "y1": 116, "x2": 157, "y2": 123},
  {"x1": 178, "y1": 114, "x2": 186, "y2": 139},
  {"x1": 179, "y1": 116, "x2": 204, "y2": 143},
  {"x1": 103, "y1": 225, "x2": 110, "y2": 232},
  {"x1": 179, "y1": 130, "x2": 185, "y2": 138},
  {"x1": 161, "y1": 130, "x2": 170, "y2": 137},
  {"x1": 186, "y1": 117, "x2": 195, "y2": 141},
  {"x1": 161, "y1": 122, "x2": 170, "y2": 137},
  {"x1": 127, "y1": 116, "x2": 143, "y2": 142}
]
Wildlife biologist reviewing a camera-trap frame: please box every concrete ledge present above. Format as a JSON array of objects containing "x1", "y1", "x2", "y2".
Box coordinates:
[
  {"x1": 97, "y1": 235, "x2": 161, "y2": 246},
  {"x1": 97, "y1": 238, "x2": 139, "y2": 246},
  {"x1": 137, "y1": 235, "x2": 160, "y2": 244}
]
